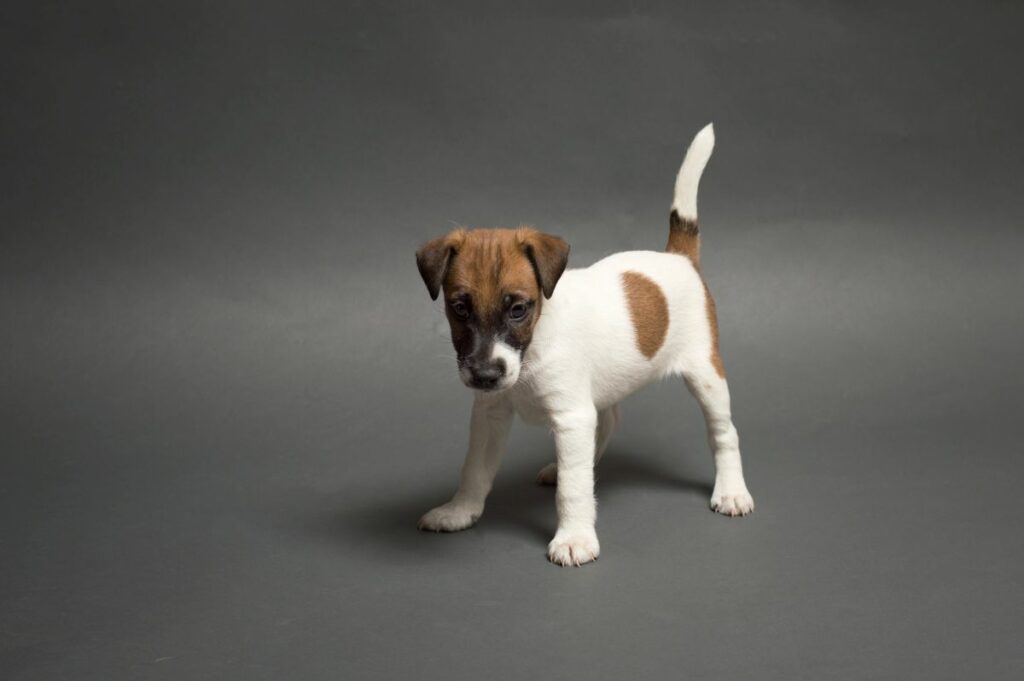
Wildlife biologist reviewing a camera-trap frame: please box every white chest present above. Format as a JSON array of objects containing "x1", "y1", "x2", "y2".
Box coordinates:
[{"x1": 506, "y1": 379, "x2": 554, "y2": 426}]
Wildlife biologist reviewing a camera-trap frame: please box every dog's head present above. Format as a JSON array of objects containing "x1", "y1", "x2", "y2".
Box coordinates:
[{"x1": 416, "y1": 227, "x2": 569, "y2": 392}]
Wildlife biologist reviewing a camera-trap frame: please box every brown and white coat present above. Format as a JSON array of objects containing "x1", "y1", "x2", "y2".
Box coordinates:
[{"x1": 416, "y1": 124, "x2": 753, "y2": 566}]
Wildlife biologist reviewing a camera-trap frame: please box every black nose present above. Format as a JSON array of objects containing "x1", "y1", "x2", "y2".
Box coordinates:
[{"x1": 470, "y1": 361, "x2": 506, "y2": 388}]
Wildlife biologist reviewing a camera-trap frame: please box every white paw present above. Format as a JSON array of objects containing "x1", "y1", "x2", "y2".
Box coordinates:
[
  {"x1": 547, "y1": 530, "x2": 600, "y2": 567},
  {"x1": 536, "y1": 462, "x2": 558, "y2": 485},
  {"x1": 710, "y1": 486, "x2": 755, "y2": 517},
  {"x1": 417, "y1": 502, "x2": 481, "y2": 532}
]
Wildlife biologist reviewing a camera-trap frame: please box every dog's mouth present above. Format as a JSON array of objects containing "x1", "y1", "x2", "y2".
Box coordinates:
[
  {"x1": 471, "y1": 380, "x2": 514, "y2": 393},
  {"x1": 458, "y1": 366, "x2": 519, "y2": 393}
]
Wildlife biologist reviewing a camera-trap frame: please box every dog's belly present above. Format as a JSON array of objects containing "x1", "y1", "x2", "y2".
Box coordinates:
[{"x1": 590, "y1": 366, "x2": 660, "y2": 410}]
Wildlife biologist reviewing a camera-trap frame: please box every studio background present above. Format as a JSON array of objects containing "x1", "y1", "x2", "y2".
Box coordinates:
[{"x1": 2, "y1": 2, "x2": 1022, "y2": 680}]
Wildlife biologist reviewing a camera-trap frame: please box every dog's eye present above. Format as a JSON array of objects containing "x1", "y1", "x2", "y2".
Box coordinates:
[
  {"x1": 451, "y1": 301, "x2": 470, "y2": 319},
  {"x1": 508, "y1": 302, "x2": 529, "y2": 321}
]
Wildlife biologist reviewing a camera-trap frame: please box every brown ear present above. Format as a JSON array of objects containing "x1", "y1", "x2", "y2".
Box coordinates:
[
  {"x1": 520, "y1": 230, "x2": 570, "y2": 299},
  {"x1": 415, "y1": 235, "x2": 456, "y2": 300}
]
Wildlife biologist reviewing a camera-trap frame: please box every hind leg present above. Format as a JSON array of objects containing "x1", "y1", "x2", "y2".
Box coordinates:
[
  {"x1": 536, "y1": 404, "x2": 619, "y2": 485},
  {"x1": 683, "y1": 368, "x2": 754, "y2": 516}
]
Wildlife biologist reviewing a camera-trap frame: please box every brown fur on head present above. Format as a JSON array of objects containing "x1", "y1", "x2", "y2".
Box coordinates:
[{"x1": 415, "y1": 227, "x2": 569, "y2": 390}]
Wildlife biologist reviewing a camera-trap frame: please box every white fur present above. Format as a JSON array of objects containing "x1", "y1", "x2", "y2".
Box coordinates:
[
  {"x1": 672, "y1": 122, "x2": 714, "y2": 221},
  {"x1": 419, "y1": 124, "x2": 753, "y2": 565},
  {"x1": 489, "y1": 340, "x2": 521, "y2": 391}
]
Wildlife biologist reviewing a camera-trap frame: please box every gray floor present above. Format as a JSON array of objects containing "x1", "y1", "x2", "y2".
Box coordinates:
[{"x1": 3, "y1": 2, "x2": 1023, "y2": 680}]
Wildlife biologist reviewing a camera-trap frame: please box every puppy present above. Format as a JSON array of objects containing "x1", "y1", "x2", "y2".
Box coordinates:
[{"x1": 415, "y1": 124, "x2": 754, "y2": 566}]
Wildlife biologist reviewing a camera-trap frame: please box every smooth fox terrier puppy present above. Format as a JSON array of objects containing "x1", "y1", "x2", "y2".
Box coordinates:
[{"x1": 415, "y1": 124, "x2": 754, "y2": 566}]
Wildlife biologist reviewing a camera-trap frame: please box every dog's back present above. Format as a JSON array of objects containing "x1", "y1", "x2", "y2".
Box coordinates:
[{"x1": 518, "y1": 124, "x2": 724, "y2": 409}]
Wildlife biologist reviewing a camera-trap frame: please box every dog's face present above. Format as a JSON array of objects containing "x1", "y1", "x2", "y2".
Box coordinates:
[{"x1": 416, "y1": 227, "x2": 569, "y2": 392}]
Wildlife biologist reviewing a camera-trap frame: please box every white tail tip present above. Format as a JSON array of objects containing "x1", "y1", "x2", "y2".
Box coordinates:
[{"x1": 672, "y1": 123, "x2": 715, "y2": 221}]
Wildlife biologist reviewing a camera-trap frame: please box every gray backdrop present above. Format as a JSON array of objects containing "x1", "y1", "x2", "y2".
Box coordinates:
[{"x1": 2, "y1": 2, "x2": 1022, "y2": 680}]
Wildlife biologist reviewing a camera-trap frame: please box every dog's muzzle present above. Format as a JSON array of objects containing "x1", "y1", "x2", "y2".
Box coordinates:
[{"x1": 465, "y1": 358, "x2": 507, "y2": 391}]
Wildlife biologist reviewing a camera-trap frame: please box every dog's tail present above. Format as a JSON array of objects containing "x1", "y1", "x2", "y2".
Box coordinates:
[{"x1": 667, "y1": 123, "x2": 715, "y2": 267}]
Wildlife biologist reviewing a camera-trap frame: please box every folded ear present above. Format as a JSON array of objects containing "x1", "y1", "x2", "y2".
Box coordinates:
[
  {"x1": 416, "y1": 234, "x2": 456, "y2": 300},
  {"x1": 520, "y1": 230, "x2": 570, "y2": 299}
]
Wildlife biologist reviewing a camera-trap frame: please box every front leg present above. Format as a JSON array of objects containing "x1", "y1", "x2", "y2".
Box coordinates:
[
  {"x1": 536, "y1": 403, "x2": 619, "y2": 485},
  {"x1": 547, "y1": 407, "x2": 600, "y2": 566},
  {"x1": 418, "y1": 395, "x2": 513, "y2": 532}
]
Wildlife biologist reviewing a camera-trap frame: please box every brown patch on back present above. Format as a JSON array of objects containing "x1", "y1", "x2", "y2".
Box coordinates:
[
  {"x1": 621, "y1": 271, "x2": 669, "y2": 359},
  {"x1": 702, "y1": 280, "x2": 726, "y2": 378},
  {"x1": 667, "y1": 210, "x2": 700, "y2": 267}
]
